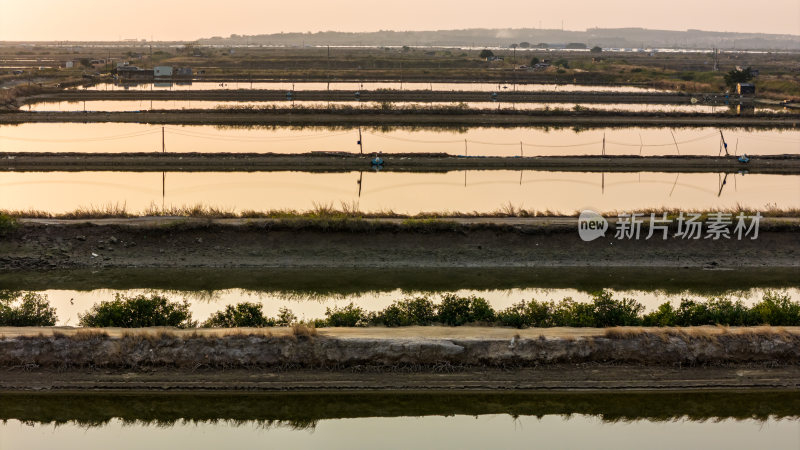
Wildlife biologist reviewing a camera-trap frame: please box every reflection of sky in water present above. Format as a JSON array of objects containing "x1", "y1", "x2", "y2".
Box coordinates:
[
  {"x1": 2, "y1": 415, "x2": 799, "y2": 450},
  {"x1": 1, "y1": 123, "x2": 797, "y2": 157},
  {"x1": 37, "y1": 287, "x2": 800, "y2": 326},
  {"x1": 1, "y1": 171, "x2": 797, "y2": 214}
]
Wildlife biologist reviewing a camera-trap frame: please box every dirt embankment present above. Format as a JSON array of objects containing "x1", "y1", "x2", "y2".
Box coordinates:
[
  {"x1": 2, "y1": 110, "x2": 798, "y2": 127},
  {"x1": 3, "y1": 153, "x2": 798, "y2": 174},
  {"x1": 2, "y1": 327, "x2": 800, "y2": 391},
  {"x1": 1, "y1": 220, "x2": 798, "y2": 271}
]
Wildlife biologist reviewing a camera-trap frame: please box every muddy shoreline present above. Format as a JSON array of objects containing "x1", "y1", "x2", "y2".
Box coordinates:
[
  {"x1": 2, "y1": 152, "x2": 797, "y2": 173},
  {"x1": 1, "y1": 220, "x2": 798, "y2": 270},
  {"x1": 2, "y1": 110, "x2": 798, "y2": 127}
]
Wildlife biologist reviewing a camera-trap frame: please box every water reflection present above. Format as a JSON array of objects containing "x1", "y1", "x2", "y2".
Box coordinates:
[
  {"x1": 1, "y1": 171, "x2": 797, "y2": 214},
  {"x1": 1, "y1": 392, "x2": 798, "y2": 450},
  {"x1": 2, "y1": 123, "x2": 797, "y2": 157}
]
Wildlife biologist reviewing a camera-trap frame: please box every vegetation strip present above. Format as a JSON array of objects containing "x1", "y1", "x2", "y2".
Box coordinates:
[
  {"x1": 3, "y1": 152, "x2": 800, "y2": 174},
  {"x1": 4, "y1": 290, "x2": 800, "y2": 329}
]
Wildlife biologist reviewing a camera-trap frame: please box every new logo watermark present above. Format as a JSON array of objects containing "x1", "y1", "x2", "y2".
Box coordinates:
[
  {"x1": 578, "y1": 210, "x2": 609, "y2": 242},
  {"x1": 578, "y1": 210, "x2": 761, "y2": 242}
]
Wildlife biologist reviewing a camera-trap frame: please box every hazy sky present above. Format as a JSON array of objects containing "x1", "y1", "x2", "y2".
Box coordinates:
[{"x1": 1, "y1": 0, "x2": 798, "y2": 41}]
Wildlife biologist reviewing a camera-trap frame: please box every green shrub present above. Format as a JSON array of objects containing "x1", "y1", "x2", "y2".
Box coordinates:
[
  {"x1": 276, "y1": 307, "x2": 296, "y2": 326},
  {"x1": 553, "y1": 298, "x2": 596, "y2": 327},
  {"x1": 79, "y1": 294, "x2": 195, "y2": 328},
  {"x1": 703, "y1": 297, "x2": 750, "y2": 326},
  {"x1": 642, "y1": 303, "x2": 678, "y2": 326},
  {"x1": 202, "y1": 302, "x2": 275, "y2": 328},
  {"x1": 496, "y1": 301, "x2": 530, "y2": 328},
  {"x1": 325, "y1": 302, "x2": 367, "y2": 327},
  {"x1": 675, "y1": 299, "x2": 713, "y2": 325},
  {"x1": 749, "y1": 291, "x2": 800, "y2": 326},
  {"x1": 375, "y1": 297, "x2": 436, "y2": 327},
  {"x1": 591, "y1": 290, "x2": 644, "y2": 326},
  {"x1": 497, "y1": 300, "x2": 555, "y2": 328},
  {"x1": 0, "y1": 213, "x2": 16, "y2": 236},
  {"x1": 0, "y1": 291, "x2": 57, "y2": 326},
  {"x1": 436, "y1": 294, "x2": 495, "y2": 326}
]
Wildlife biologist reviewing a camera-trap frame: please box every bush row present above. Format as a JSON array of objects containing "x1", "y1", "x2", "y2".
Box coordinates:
[{"x1": 1, "y1": 290, "x2": 799, "y2": 329}]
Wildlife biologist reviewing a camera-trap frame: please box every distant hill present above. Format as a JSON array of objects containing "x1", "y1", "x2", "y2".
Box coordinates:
[{"x1": 198, "y1": 28, "x2": 800, "y2": 50}]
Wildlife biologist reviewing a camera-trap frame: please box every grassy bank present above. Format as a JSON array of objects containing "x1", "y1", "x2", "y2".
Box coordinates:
[{"x1": 4, "y1": 203, "x2": 799, "y2": 220}]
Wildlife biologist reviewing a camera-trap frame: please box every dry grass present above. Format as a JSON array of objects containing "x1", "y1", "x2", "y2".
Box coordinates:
[
  {"x1": 221, "y1": 328, "x2": 275, "y2": 338},
  {"x1": 604, "y1": 326, "x2": 799, "y2": 341},
  {"x1": 291, "y1": 324, "x2": 318, "y2": 337},
  {"x1": 52, "y1": 329, "x2": 109, "y2": 340},
  {"x1": 4, "y1": 202, "x2": 798, "y2": 220}
]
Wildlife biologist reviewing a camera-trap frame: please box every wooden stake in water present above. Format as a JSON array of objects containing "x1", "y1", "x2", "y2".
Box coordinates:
[
  {"x1": 357, "y1": 127, "x2": 363, "y2": 154},
  {"x1": 639, "y1": 134, "x2": 643, "y2": 156},
  {"x1": 464, "y1": 139, "x2": 468, "y2": 156},
  {"x1": 520, "y1": 141, "x2": 523, "y2": 157},
  {"x1": 602, "y1": 133, "x2": 606, "y2": 156},
  {"x1": 670, "y1": 130, "x2": 680, "y2": 155},
  {"x1": 162, "y1": 126, "x2": 165, "y2": 153}
]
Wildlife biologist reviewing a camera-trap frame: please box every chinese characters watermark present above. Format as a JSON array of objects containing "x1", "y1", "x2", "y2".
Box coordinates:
[{"x1": 578, "y1": 210, "x2": 761, "y2": 242}]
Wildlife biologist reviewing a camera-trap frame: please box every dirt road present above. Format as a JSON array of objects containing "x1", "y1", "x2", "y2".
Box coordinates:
[
  {"x1": 2, "y1": 326, "x2": 800, "y2": 391},
  {"x1": 2, "y1": 218, "x2": 797, "y2": 270},
  {"x1": 2, "y1": 110, "x2": 798, "y2": 127},
  {"x1": 3, "y1": 152, "x2": 797, "y2": 173}
]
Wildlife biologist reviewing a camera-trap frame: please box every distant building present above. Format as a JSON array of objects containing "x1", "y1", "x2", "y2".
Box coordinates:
[
  {"x1": 175, "y1": 67, "x2": 193, "y2": 77},
  {"x1": 154, "y1": 66, "x2": 173, "y2": 78},
  {"x1": 737, "y1": 83, "x2": 756, "y2": 95},
  {"x1": 64, "y1": 61, "x2": 74, "y2": 69}
]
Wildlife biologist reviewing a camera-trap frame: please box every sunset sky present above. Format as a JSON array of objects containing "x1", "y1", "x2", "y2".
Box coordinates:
[{"x1": 1, "y1": 0, "x2": 798, "y2": 41}]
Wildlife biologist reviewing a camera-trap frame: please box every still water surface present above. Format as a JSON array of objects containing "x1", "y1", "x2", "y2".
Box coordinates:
[
  {"x1": 2, "y1": 391, "x2": 799, "y2": 450},
  {"x1": 2, "y1": 123, "x2": 796, "y2": 157},
  {"x1": 1, "y1": 171, "x2": 797, "y2": 214},
  {"x1": 4, "y1": 415, "x2": 798, "y2": 450}
]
